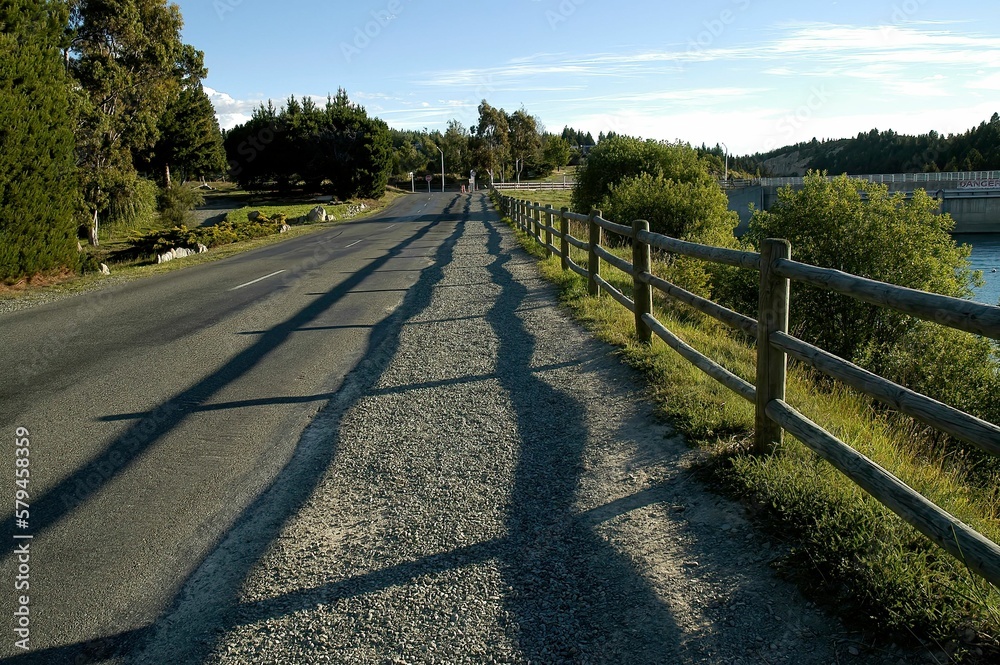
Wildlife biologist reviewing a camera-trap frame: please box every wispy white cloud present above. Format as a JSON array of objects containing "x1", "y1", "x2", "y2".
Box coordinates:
[
  {"x1": 419, "y1": 23, "x2": 1000, "y2": 91},
  {"x1": 206, "y1": 21, "x2": 1000, "y2": 153},
  {"x1": 967, "y1": 73, "x2": 1000, "y2": 91},
  {"x1": 204, "y1": 86, "x2": 263, "y2": 130}
]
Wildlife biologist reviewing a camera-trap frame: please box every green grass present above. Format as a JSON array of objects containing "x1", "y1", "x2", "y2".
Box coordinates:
[
  {"x1": 513, "y1": 189, "x2": 574, "y2": 210},
  {"x1": 222, "y1": 200, "x2": 372, "y2": 226},
  {"x1": 528, "y1": 166, "x2": 579, "y2": 183},
  {"x1": 0, "y1": 190, "x2": 405, "y2": 304},
  {"x1": 497, "y1": 192, "x2": 1000, "y2": 659}
]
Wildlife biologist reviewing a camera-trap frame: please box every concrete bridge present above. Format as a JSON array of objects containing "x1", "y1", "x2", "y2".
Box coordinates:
[{"x1": 726, "y1": 171, "x2": 1000, "y2": 234}]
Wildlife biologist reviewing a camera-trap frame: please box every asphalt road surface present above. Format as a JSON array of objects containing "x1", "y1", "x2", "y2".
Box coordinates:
[{"x1": 0, "y1": 192, "x2": 472, "y2": 663}]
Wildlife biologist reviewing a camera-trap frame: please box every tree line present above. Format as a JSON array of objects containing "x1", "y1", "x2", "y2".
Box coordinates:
[
  {"x1": 223, "y1": 92, "x2": 392, "y2": 200},
  {"x1": 734, "y1": 113, "x2": 1000, "y2": 177},
  {"x1": 223, "y1": 100, "x2": 586, "y2": 195},
  {"x1": 0, "y1": 0, "x2": 226, "y2": 282}
]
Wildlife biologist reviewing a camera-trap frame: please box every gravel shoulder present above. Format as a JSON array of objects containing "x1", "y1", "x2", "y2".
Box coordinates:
[{"x1": 131, "y1": 193, "x2": 915, "y2": 664}]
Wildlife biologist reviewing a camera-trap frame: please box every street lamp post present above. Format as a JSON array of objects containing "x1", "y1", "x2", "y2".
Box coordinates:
[
  {"x1": 721, "y1": 142, "x2": 729, "y2": 183},
  {"x1": 436, "y1": 146, "x2": 445, "y2": 193},
  {"x1": 409, "y1": 172, "x2": 415, "y2": 193}
]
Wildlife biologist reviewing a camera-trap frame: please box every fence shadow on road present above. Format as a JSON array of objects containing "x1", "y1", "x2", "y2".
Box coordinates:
[
  {"x1": 2, "y1": 194, "x2": 691, "y2": 663},
  {"x1": 0, "y1": 196, "x2": 471, "y2": 664}
]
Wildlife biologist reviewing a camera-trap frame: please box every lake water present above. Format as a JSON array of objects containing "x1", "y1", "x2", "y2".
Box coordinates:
[{"x1": 954, "y1": 234, "x2": 1000, "y2": 306}]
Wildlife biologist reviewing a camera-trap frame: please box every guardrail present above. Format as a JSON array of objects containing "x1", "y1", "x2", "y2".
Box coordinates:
[
  {"x1": 753, "y1": 171, "x2": 1000, "y2": 188},
  {"x1": 493, "y1": 190, "x2": 1000, "y2": 590}
]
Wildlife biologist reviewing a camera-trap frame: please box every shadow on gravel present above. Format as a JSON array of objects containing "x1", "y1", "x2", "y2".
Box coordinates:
[
  {"x1": 1, "y1": 197, "x2": 470, "y2": 664},
  {"x1": 482, "y1": 218, "x2": 686, "y2": 663},
  {"x1": 3, "y1": 194, "x2": 686, "y2": 664}
]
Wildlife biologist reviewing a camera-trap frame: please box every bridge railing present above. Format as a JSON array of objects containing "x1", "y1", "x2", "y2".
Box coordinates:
[
  {"x1": 493, "y1": 189, "x2": 1000, "y2": 591},
  {"x1": 755, "y1": 171, "x2": 1000, "y2": 188}
]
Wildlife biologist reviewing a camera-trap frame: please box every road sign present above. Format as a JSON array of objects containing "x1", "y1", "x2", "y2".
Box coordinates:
[{"x1": 425, "y1": 175, "x2": 433, "y2": 182}]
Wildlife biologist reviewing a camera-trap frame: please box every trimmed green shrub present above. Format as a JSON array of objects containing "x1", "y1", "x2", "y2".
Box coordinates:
[
  {"x1": 125, "y1": 212, "x2": 288, "y2": 260},
  {"x1": 593, "y1": 151, "x2": 738, "y2": 299},
  {"x1": 737, "y1": 173, "x2": 978, "y2": 363},
  {"x1": 0, "y1": 0, "x2": 81, "y2": 282},
  {"x1": 573, "y1": 137, "x2": 720, "y2": 215},
  {"x1": 103, "y1": 176, "x2": 159, "y2": 238},
  {"x1": 158, "y1": 185, "x2": 205, "y2": 227}
]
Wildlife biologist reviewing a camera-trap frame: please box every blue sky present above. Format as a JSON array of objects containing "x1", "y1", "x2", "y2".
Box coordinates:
[{"x1": 174, "y1": 0, "x2": 1000, "y2": 155}]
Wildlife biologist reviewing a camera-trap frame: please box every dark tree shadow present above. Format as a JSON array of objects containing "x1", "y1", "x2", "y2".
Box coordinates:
[{"x1": 1, "y1": 194, "x2": 689, "y2": 664}]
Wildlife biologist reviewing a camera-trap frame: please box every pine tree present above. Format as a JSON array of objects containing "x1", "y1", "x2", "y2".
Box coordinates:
[
  {"x1": 147, "y1": 84, "x2": 227, "y2": 185},
  {"x1": 0, "y1": 0, "x2": 81, "y2": 281}
]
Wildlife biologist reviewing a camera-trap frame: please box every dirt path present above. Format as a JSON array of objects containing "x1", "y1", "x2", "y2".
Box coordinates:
[
  {"x1": 190, "y1": 194, "x2": 247, "y2": 227},
  {"x1": 132, "y1": 193, "x2": 915, "y2": 664}
]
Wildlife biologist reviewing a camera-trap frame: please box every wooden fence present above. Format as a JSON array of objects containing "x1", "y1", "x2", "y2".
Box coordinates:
[
  {"x1": 494, "y1": 191, "x2": 1000, "y2": 590},
  {"x1": 492, "y1": 182, "x2": 574, "y2": 191}
]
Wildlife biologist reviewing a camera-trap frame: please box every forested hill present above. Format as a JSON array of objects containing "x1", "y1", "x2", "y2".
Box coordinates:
[{"x1": 731, "y1": 112, "x2": 1000, "y2": 177}]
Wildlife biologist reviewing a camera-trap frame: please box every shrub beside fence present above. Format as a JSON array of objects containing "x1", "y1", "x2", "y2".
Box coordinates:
[{"x1": 494, "y1": 190, "x2": 1000, "y2": 590}]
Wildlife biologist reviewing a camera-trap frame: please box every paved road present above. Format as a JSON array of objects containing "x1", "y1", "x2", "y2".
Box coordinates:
[{"x1": 0, "y1": 192, "x2": 471, "y2": 662}]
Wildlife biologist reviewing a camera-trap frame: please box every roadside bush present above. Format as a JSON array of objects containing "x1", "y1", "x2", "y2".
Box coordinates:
[
  {"x1": 126, "y1": 225, "x2": 202, "y2": 258},
  {"x1": 599, "y1": 171, "x2": 739, "y2": 298},
  {"x1": 599, "y1": 172, "x2": 738, "y2": 245},
  {"x1": 0, "y1": 0, "x2": 80, "y2": 282},
  {"x1": 573, "y1": 137, "x2": 720, "y2": 214},
  {"x1": 723, "y1": 172, "x2": 998, "y2": 479},
  {"x1": 125, "y1": 212, "x2": 288, "y2": 259},
  {"x1": 158, "y1": 184, "x2": 205, "y2": 227},
  {"x1": 103, "y1": 176, "x2": 159, "y2": 237},
  {"x1": 732, "y1": 173, "x2": 978, "y2": 362}
]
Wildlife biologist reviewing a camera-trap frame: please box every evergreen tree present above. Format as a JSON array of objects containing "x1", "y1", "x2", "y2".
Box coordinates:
[
  {"x1": 0, "y1": 0, "x2": 81, "y2": 281},
  {"x1": 146, "y1": 83, "x2": 227, "y2": 185},
  {"x1": 69, "y1": 0, "x2": 191, "y2": 244},
  {"x1": 224, "y1": 91, "x2": 392, "y2": 200}
]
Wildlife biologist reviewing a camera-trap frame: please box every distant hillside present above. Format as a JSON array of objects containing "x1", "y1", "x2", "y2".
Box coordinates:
[{"x1": 732, "y1": 113, "x2": 1000, "y2": 177}]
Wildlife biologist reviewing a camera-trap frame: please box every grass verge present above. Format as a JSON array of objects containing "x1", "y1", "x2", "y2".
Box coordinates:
[
  {"x1": 495, "y1": 193, "x2": 1000, "y2": 662},
  {"x1": 221, "y1": 199, "x2": 375, "y2": 226},
  {"x1": 0, "y1": 190, "x2": 406, "y2": 306}
]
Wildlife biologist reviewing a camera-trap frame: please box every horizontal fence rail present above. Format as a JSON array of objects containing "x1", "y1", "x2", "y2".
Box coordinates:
[
  {"x1": 772, "y1": 259, "x2": 1000, "y2": 340},
  {"x1": 493, "y1": 188, "x2": 1000, "y2": 590},
  {"x1": 492, "y1": 182, "x2": 575, "y2": 191},
  {"x1": 751, "y1": 171, "x2": 1000, "y2": 188}
]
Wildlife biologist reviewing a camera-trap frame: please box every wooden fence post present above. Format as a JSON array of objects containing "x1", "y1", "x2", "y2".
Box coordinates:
[
  {"x1": 755, "y1": 238, "x2": 791, "y2": 454},
  {"x1": 533, "y1": 205, "x2": 540, "y2": 242},
  {"x1": 545, "y1": 205, "x2": 554, "y2": 259},
  {"x1": 519, "y1": 200, "x2": 525, "y2": 231},
  {"x1": 560, "y1": 207, "x2": 570, "y2": 271},
  {"x1": 633, "y1": 219, "x2": 653, "y2": 344},
  {"x1": 588, "y1": 209, "x2": 602, "y2": 297}
]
